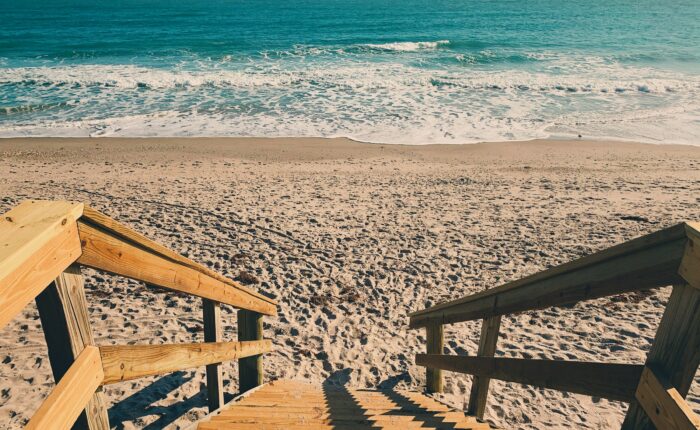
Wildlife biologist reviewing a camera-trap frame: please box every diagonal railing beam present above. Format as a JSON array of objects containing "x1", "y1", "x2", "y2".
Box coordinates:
[
  {"x1": 76, "y1": 221, "x2": 276, "y2": 315},
  {"x1": 410, "y1": 223, "x2": 689, "y2": 328},
  {"x1": 25, "y1": 346, "x2": 104, "y2": 430}
]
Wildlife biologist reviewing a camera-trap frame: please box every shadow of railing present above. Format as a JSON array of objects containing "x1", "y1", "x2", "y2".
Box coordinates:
[{"x1": 108, "y1": 371, "x2": 208, "y2": 430}]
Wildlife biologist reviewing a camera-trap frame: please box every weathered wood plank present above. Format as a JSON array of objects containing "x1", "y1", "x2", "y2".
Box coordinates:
[
  {"x1": 239, "y1": 310, "x2": 264, "y2": 393},
  {"x1": 410, "y1": 224, "x2": 688, "y2": 327},
  {"x1": 0, "y1": 200, "x2": 84, "y2": 328},
  {"x1": 203, "y1": 299, "x2": 224, "y2": 412},
  {"x1": 26, "y1": 346, "x2": 104, "y2": 430},
  {"x1": 207, "y1": 417, "x2": 487, "y2": 428},
  {"x1": 212, "y1": 410, "x2": 472, "y2": 420},
  {"x1": 196, "y1": 380, "x2": 493, "y2": 430},
  {"x1": 416, "y1": 354, "x2": 643, "y2": 402},
  {"x1": 216, "y1": 404, "x2": 451, "y2": 413},
  {"x1": 425, "y1": 323, "x2": 443, "y2": 393},
  {"x1": 635, "y1": 366, "x2": 700, "y2": 430},
  {"x1": 467, "y1": 315, "x2": 501, "y2": 419},
  {"x1": 686, "y1": 222, "x2": 700, "y2": 242},
  {"x1": 679, "y1": 229, "x2": 700, "y2": 289},
  {"x1": 76, "y1": 222, "x2": 276, "y2": 315},
  {"x1": 100, "y1": 340, "x2": 272, "y2": 384},
  {"x1": 622, "y1": 283, "x2": 700, "y2": 429},
  {"x1": 81, "y1": 206, "x2": 274, "y2": 306},
  {"x1": 198, "y1": 422, "x2": 490, "y2": 430},
  {"x1": 35, "y1": 265, "x2": 110, "y2": 430}
]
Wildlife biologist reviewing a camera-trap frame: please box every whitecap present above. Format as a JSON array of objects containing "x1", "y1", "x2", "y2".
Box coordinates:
[{"x1": 360, "y1": 40, "x2": 450, "y2": 52}]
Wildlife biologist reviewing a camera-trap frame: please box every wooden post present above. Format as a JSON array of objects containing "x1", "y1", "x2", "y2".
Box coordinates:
[
  {"x1": 238, "y1": 309, "x2": 263, "y2": 393},
  {"x1": 203, "y1": 299, "x2": 224, "y2": 412},
  {"x1": 635, "y1": 366, "x2": 700, "y2": 430},
  {"x1": 467, "y1": 315, "x2": 502, "y2": 419},
  {"x1": 425, "y1": 322, "x2": 444, "y2": 393},
  {"x1": 622, "y1": 283, "x2": 700, "y2": 429},
  {"x1": 35, "y1": 265, "x2": 110, "y2": 430}
]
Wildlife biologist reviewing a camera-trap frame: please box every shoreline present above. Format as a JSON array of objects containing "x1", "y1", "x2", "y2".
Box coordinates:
[
  {"x1": 1, "y1": 135, "x2": 698, "y2": 150},
  {"x1": 3, "y1": 137, "x2": 700, "y2": 168}
]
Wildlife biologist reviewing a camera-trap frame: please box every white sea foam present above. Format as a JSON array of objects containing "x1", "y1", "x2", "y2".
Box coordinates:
[
  {"x1": 1, "y1": 57, "x2": 699, "y2": 145},
  {"x1": 0, "y1": 63, "x2": 695, "y2": 93},
  {"x1": 0, "y1": 65, "x2": 297, "y2": 89},
  {"x1": 2, "y1": 98, "x2": 698, "y2": 146},
  {"x1": 360, "y1": 40, "x2": 451, "y2": 52}
]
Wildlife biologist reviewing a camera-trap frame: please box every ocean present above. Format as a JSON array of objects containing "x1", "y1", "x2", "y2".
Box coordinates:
[{"x1": 1, "y1": 0, "x2": 699, "y2": 144}]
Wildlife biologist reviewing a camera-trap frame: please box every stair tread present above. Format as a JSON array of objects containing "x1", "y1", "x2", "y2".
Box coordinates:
[{"x1": 196, "y1": 379, "x2": 492, "y2": 430}]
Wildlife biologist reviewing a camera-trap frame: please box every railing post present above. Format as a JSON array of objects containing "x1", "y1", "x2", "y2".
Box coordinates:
[
  {"x1": 622, "y1": 283, "x2": 700, "y2": 429},
  {"x1": 426, "y1": 322, "x2": 444, "y2": 393},
  {"x1": 238, "y1": 309, "x2": 263, "y2": 393},
  {"x1": 467, "y1": 315, "x2": 502, "y2": 419},
  {"x1": 34, "y1": 265, "x2": 110, "y2": 430},
  {"x1": 202, "y1": 299, "x2": 224, "y2": 412}
]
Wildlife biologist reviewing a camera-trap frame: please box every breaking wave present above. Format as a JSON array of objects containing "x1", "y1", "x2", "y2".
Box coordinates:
[
  {"x1": 1, "y1": 50, "x2": 699, "y2": 145},
  {"x1": 1, "y1": 62, "x2": 695, "y2": 94},
  {"x1": 360, "y1": 40, "x2": 451, "y2": 52}
]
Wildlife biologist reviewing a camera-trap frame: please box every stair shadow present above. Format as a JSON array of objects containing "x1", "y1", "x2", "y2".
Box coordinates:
[
  {"x1": 322, "y1": 370, "x2": 461, "y2": 430},
  {"x1": 108, "y1": 371, "x2": 208, "y2": 430},
  {"x1": 380, "y1": 388, "x2": 461, "y2": 430},
  {"x1": 323, "y1": 369, "x2": 377, "y2": 429},
  {"x1": 378, "y1": 371, "x2": 464, "y2": 430}
]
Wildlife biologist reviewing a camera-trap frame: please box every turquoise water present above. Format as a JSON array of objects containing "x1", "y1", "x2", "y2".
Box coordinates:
[{"x1": 1, "y1": 0, "x2": 699, "y2": 144}]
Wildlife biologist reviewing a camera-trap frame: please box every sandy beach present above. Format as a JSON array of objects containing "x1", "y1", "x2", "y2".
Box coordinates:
[{"x1": 1, "y1": 137, "x2": 699, "y2": 430}]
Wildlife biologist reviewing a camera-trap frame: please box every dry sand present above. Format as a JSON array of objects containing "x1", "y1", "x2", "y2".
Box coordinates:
[{"x1": 1, "y1": 137, "x2": 699, "y2": 430}]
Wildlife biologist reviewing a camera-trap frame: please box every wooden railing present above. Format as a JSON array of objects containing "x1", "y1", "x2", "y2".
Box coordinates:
[
  {"x1": 410, "y1": 222, "x2": 700, "y2": 430},
  {"x1": 0, "y1": 200, "x2": 277, "y2": 429}
]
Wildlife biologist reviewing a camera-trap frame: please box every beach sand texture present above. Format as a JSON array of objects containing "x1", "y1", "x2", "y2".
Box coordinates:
[{"x1": 1, "y1": 137, "x2": 699, "y2": 429}]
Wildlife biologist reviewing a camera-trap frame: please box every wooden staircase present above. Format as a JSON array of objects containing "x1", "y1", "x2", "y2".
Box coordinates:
[
  {"x1": 196, "y1": 379, "x2": 491, "y2": 429},
  {"x1": 2, "y1": 200, "x2": 700, "y2": 430}
]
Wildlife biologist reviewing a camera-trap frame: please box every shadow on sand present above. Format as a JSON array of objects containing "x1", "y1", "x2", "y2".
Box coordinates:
[{"x1": 108, "y1": 371, "x2": 225, "y2": 430}]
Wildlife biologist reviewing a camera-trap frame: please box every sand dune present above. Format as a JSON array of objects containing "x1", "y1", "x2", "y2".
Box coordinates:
[{"x1": 1, "y1": 137, "x2": 699, "y2": 429}]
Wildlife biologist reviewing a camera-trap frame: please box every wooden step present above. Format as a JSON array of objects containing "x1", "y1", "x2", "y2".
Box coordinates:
[{"x1": 196, "y1": 379, "x2": 492, "y2": 430}]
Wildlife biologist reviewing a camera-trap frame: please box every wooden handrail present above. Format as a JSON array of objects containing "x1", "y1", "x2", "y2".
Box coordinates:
[
  {"x1": 409, "y1": 222, "x2": 691, "y2": 328},
  {"x1": 78, "y1": 206, "x2": 276, "y2": 314},
  {"x1": 79, "y1": 206, "x2": 277, "y2": 315},
  {"x1": 25, "y1": 346, "x2": 104, "y2": 430},
  {"x1": 412, "y1": 222, "x2": 700, "y2": 428},
  {"x1": 100, "y1": 340, "x2": 272, "y2": 384},
  {"x1": 77, "y1": 221, "x2": 276, "y2": 315},
  {"x1": 0, "y1": 200, "x2": 276, "y2": 325},
  {"x1": 0, "y1": 200, "x2": 278, "y2": 429},
  {"x1": 416, "y1": 354, "x2": 643, "y2": 403}
]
